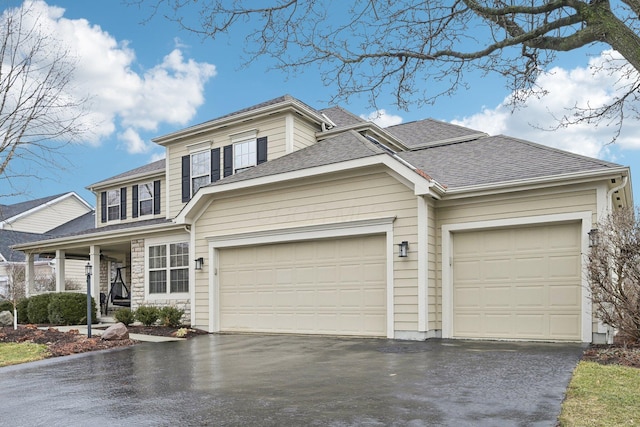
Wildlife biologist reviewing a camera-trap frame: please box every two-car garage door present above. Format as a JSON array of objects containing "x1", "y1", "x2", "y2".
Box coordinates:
[
  {"x1": 218, "y1": 235, "x2": 386, "y2": 336},
  {"x1": 452, "y1": 222, "x2": 582, "y2": 341}
]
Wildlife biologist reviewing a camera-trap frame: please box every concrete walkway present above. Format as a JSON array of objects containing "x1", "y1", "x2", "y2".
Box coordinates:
[{"x1": 0, "y1": 334, "x2": 584, "y2": 426}]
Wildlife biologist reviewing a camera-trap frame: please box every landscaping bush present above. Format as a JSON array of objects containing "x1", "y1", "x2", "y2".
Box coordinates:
[
  {"x1": 159, "y1": 306, "x2": 185, "y2": 328},
  {"x1": 135, "y1": 305, "x2": 160, "y2": 326},
  {"x1": 48, "y1": 293, "x2": 97, "y2": 325},
  {"x1": 16, "y1": 298, "x2": 30, "y2": 324},
  {"x1": 114, "y1": 308, "x2": 135, "y2": 326},
  {"x1": 27, "y1": 294, "x2": 53, "y2": 324},
  {"x1": 0, "y1": 300, "x2": 13, "y2": 313}
]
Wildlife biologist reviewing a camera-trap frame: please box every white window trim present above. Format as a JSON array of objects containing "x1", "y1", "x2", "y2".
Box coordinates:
[
  {"x1": 233, "y1": 138, "x2": 257, "y2": 172},
  {"x1": 440, "y1": 211, "x2": 593, "y2": 343},
  {"x1": 207, "y1": 217, "x2": 396, "y2": 338},
  {"x1": 145, "y1": 234, "x2": 191, "y2": 300}
]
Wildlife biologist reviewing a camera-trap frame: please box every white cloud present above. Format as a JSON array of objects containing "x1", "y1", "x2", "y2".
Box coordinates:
[
  {"x1": 452, "y1": 50, "x2": 640, "y2": 160},
  {"x1": 360, "y1": 109, "x2": 403, "y2": 127},
  {"x1": 118, "y1": 128, "x2": 150, "y2": 154},
  {"x1": 14, "y1": 0, "x2": 216, "y2": 146}
]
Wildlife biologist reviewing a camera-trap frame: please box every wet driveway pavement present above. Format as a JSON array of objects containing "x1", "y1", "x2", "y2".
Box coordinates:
[{"x1": 0, "y1": 334, "x2": 584, "y2": 426}]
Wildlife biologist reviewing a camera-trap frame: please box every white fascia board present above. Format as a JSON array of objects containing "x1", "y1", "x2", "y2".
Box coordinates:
[
  {"x1": 153, "y1": 99, "x2": 328, "y2": 146},
  {"x1": 12, "y1": 222, "x2": 185, "y2": 251},
  {"x1": 4, "y1": 192, "x2": 92, "y2": 225},
  {"x1": 175, "y1": 154, "x2": 439, "y2": 224},
  {"x1": 442, "y1": 167, "x2": 631, "y2": 200}
]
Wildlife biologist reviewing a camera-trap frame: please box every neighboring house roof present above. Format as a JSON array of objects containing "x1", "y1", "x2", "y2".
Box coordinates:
[
  {"x1": 398, "y1": 135, "x2": 622, "y2": 190},
  {"x1": 0, "y1": 193, "x2": 68, "y2": 222},
  {"x1": 0, "y1": 193, "x2": 95, "y2": 261},
  {"x1": 88, "y1": 159, "x2": 165, "y2": 189}
]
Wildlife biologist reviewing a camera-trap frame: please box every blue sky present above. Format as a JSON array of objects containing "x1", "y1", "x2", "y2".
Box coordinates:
[{"x1": 1, "y1": 0, "x2": 638, "y2": 206}]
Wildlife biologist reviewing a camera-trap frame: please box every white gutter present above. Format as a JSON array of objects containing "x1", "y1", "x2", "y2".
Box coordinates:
[
  {"x1": 442, "y1": 167, "x2": 631, "y2": 199},
  {"x1": 607, "y1": 175, "x2": 629, "y2": 211}
]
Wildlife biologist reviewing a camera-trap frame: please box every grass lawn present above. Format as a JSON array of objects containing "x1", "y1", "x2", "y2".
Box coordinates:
[
  {"x1": 0, "y1": 342, "x2": 49, "y2": 367},
  {"x1": 559, "y1": 361, "x2": 640, "y2": 426}
]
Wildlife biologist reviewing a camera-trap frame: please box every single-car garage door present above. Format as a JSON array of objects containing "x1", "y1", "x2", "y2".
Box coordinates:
[
  {"x1": 218, "y1": 234, "x2": 386, "y2": 336},
  {"x1": 452, "y1": 222, "x2": 582, "y2": 341}
]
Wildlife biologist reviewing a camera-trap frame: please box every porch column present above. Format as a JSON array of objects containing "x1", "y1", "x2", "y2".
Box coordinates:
[
  {"x1": 24, "y1": 253, "x2": 34, "y2": 297},
  {"x1": 89, "y1": 245, "x2": 100, "y2": 319},
  {"x1": 55, "y1": 250, "x2": 65, "y2": 293}
]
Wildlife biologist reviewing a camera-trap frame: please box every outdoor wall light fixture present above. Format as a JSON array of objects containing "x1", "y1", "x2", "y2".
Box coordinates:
[
  {"x1": 398, "y1": 241, "x2": 409, "y2": 258},
  {"x1": 588, "y1": 229, "x2": 600, "y2": 248},
  {"x1": 195, "y1": 257, "x2": 204, "y2": 270}
]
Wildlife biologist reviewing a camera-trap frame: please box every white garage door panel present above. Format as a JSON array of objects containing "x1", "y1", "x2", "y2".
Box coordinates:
[
  {"x1": 453, "y1": 223, "x2": 582, "y2": 341},
  {"x1": 219, "y1": 235, "x2": 386, "y2": 336}
]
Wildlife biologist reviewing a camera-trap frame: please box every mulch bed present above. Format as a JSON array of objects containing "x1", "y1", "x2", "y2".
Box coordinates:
[{"x1": 0, "y1": 324, "x2": 208, "y2": 358}]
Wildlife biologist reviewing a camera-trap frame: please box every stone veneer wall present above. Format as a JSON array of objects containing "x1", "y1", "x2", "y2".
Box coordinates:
[
  {"x1": 100, "y1": 259, "x2": 109, "y2": 294},
  {"x1": 129, "y1": 238, "x2": 192, "y2": 325}
]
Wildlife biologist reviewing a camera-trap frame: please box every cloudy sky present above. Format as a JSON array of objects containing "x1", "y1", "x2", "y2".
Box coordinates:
[{"x1": 1, "y1": 0, "x2": 638, "y2": 204}]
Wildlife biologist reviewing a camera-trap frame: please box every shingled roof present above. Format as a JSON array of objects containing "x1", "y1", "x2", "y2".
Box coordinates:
[
  {"x1": 0, "y1": 193, "x2": 67, "y2": 222},
  {"x1": 89, "y1": 159, "x2": 165, "y2": 188},
  {"x1": 398, "y1": 134, "x2": 622, "y2": 189},
  {"x1": 207, "y1": 130, "x2": 387, "y2": 187},
  {"x1": 386, "y1": 119, "x2": 486, "y2": 149}
]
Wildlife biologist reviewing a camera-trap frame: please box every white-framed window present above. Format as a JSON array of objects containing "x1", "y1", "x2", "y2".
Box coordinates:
[
  {"x1": 107, "y1": 189, "x2": 120, "y2": 221},
  {"x1": 191, "y1": 150, "x2": 210, "y2": 195},
  {"x1": 138, "y1": 182, "x2": 153, "y2": 216},
  {"x1": 148, "y1": 242, "x2": 189, "y2": 295},
  {"x1": 233, "y1": 139, "x2": 257, "y2": 172}
]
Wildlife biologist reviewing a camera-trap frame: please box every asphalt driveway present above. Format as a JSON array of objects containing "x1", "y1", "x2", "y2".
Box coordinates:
[{"x1": 0, "y1": 334, "x2": 584, "y2": 426}]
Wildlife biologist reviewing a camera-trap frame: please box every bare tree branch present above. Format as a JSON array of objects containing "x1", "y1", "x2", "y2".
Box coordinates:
[
  {"x1": 128, "y1": 0, "x2": 640, "y2": 134},
  {"x1": 0, "y1": 2, "x2": 88, "y2": 198}
]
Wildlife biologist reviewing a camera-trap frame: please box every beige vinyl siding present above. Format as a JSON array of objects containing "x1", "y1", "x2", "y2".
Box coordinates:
[
  {"x1": 192, "y1": 169, "x2": 418, "y2": 332},
  {"x1": 166, "y1": 115, "x2": 289, "y2": 218},
  {"x1": 60, "y1": 259, "x2": 89, "y2": 290},
  {"x1": 95, "y1": 176, "x2": 166, "y2": 228},
  {"x1": 9, "y1": 197, "x2": 90, "y2": 234},
  {"x1": 293, "y1": 115, "x2": 319, "y2": 151},
  {"x1": 434, "y1": 185, "x2": 598, "y2": 332}
]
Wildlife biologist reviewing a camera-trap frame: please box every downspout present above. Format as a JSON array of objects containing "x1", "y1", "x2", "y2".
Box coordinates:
[{"x1": 607, "y1": 176, "x2": 628, "y2": 211}]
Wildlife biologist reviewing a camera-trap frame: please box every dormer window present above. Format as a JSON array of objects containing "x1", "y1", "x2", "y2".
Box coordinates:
[
  {"x1": 191, "y1": 150, "x2": 211, "y2": 195},
  {"x1": 101, "y1": 187, "x2": 127, "y2": 223},
  {"x1": 233, "y1": 138, "x2": 257, "y2": 172},
  {"x1": 107, "y1": 189, "x2": 120, "y2": 221}
]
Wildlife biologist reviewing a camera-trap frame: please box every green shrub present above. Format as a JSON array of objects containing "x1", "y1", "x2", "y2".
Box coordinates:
[
  {"x1": 27, "y1": 294, "x2": 53, "y2": 324},
  {"x1": 16, "y1": 298, "x2": 30, "y2": 324},
  {"x1": 159, "y1": 306, "x2": 185, "y2": 328},
  {"x1": 135, "y1": 305, "x2": 160, "y2": 326},
  {"x1": 48, "y1": 293, "x2": 97, "y2": 325},
  {"x1": 114, "y1": 308, "x2": 135, "y2": 326},
  {"x1": 0, "y1": 300, "x2": 13, "y2": 312}
]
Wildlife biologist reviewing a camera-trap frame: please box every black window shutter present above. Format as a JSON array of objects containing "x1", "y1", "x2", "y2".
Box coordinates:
[
  {"x1": 257, "y1": 136, "x2": 268, "y2": 164},
  {"x1": 181, "y1": 155, "x2": 190, "y2": 202},
  {"x1": 100, "y1": 191, "x2": 107, "y2": 223},
  {"x1": 120, "y1": 187, "x2": 127, "y2": 219},
  {"x1": 132, "y1": 185, "x2": 139, "y2": 218},
  {"x1": 223, "y1": 145, "x2": 233, "y2": 177},
  {"x1": 153, "y1": 180, "x2": 161, "y2": 214},
  {"x1": 211, "y1": 148, "x2": 221, "y2": 182}
]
